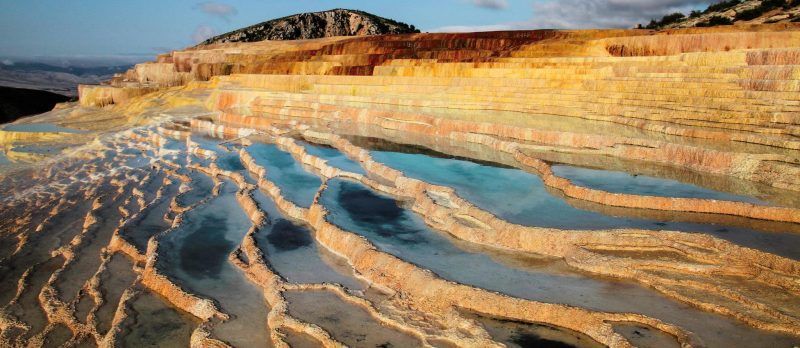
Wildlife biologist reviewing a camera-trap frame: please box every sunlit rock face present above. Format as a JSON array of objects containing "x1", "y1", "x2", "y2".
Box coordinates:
[
  {"x1": 2, "y1": 23, "x2": 800, "y2": 347},
  {"x1": 199, "y1": 9, "x2": 420, "y2": 45},
  {"x1": 658, "y1": 0, "x2": 800, "y2": 29}
]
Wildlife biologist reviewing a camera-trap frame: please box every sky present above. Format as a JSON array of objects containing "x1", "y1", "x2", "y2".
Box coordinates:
[{"x1": 0, "y1": 0, "x2": 715, "y2": 64}]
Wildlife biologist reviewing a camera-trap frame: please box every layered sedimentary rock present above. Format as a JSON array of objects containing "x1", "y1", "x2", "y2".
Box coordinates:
[
  {"x1": 90, "y1": 24, "x2": 800, "y2": 151},
  {"x1": 2, "y1": 21, "x2": 800, "y2": 348},
  {"x1": 78, "y1": 85, "x2": 159, "y2": 107}
]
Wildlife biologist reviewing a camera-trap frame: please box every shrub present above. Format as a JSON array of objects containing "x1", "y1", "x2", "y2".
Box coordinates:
[
  {"x1": 734, "y1": 0, "x2": 787, "y2": 21},
  {"x1": 758, "y1": 0, "x2": 787, "y2": 12},
  {"x1": 735, "y1": 7, "x2": 765, "y2": 20},
  {"x1": 689, "y1": 10, "x2": 703, "y2": 18},
  {"x1": 645, "y1": 12, "x2": 686, "y2": 29},
  {"x1": 660, "y1": 12, "x2": 687, "y2": 25},
  {"x1": 705, "y1": 0, "x2": 742, "y2": 13},
  {"x1": 696, "y1": 15, "x2": 735, "y2": 26},
  {"x1": 761, "y1": 0, "x2": 787, "y2": 9}
]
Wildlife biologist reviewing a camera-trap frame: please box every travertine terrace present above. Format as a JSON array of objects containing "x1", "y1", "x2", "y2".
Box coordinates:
[{"x1": 2, "y1": 23, "x2": 800, "y2": 347}]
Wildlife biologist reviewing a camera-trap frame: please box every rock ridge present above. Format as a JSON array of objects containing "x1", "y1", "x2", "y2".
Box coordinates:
[{"x1": 199, "y1": 9, "x2": 419, "y2": 46}]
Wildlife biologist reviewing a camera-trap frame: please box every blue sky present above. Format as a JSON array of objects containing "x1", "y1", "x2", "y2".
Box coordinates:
[{"x1": 0, "y1": 0, "x2": 713, "y2": 61}]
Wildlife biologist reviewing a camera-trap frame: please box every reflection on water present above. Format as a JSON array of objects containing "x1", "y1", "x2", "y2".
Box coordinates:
[
  {"x1": 298, "y1": 140, "x2": 366, "y2": 174},
  {"x1": 217, "y1": 152, "x2": 245, "y2": 171},
  {"x1": 246, "y1": 143, "x2": 321, "y2": 208},
  {"x1": 468, "y1": 313, "x2": 604, "y2": 348},
  {"x1": 333, "y1": 180, "x2": 425, "y2": 245},
  {"x1": 96, "y1": 254, "x2": 138, "y2": 335},
  {"x1": 2, "y1": 123, "x2": 86, "y2": 133},
  {"x1": 4, "y1": 124, "x2": 797, "y2": 348},
  {"x1": 280, "y1": 328, "x2": 319, "y2": 348},
  {"x1": 284, "y1": 290, "x2": 421, "y2": 347},
  {"x1": 251, "y1": 189, "x2": 364, "y2": 289},
  {"x1": 175, "y1": 172, "x2": 214, "y2": 208},
  {"x1": 319, "y1": 178, "x2": 800, "y2": 348},
  {"x1": 370, "y1": 150, "x2": 800, "y2": 260},
  {"x1": 158, "y1": 181, "x2": 269, "y2": 347},
  {"x1": 9, "y1": 144, "x2": 67, "y2": 155},
  {"x1": 267, "y1": 219, "x2": 312, "y2": 251},
  {"x1": 120, "y1": 180, "x2": 178, "y2": 251},
  {"x1": 613, "y1": 322, "x2": 682, "y2": 348},
  {"x1": 178, "y1": 213, "x2": 235, "y2": 279},
  {"x1": 122, "y1": 290, "x2": 198, "y2": 347},
  {"x1": 552, "y1": 164, "x2": 769, "y2": 205},
  {"x1": 191, "y1": 134, "x2": 225, "y2": 153}
]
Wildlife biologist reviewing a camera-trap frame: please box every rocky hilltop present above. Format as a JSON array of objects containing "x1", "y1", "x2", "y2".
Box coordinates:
[
  {"x1": 645, "y1": 0, "x2": 800, "y2": 28},
  {"x1": 199, "y1": 9, "x2": 419, "y2": 45}
]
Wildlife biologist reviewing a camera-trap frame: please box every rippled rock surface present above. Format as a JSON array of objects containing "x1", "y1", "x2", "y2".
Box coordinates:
[{"x1": 2, "y1": 24, "x2": 800, "y2": 347}]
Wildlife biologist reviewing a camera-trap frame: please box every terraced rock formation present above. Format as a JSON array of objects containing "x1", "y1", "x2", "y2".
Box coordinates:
[{"x1": 2, "y1": 21, "x2": 800, "y2": 348}]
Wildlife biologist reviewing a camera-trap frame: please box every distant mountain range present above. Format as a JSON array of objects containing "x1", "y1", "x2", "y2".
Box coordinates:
[
  {"x1": 199, "y1": 9, "x2": 419, "y2": 45},
  {"x1": 0, "y1": 62, "x2": 130, "y2": 76},
  {"x1": 0, "y1": 61, "x2": 131, "y2": 97}
]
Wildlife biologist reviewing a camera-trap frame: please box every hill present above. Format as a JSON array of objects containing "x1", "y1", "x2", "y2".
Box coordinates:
[
  {"x1": 642, "y1": 0, "x2": 800, "y2": 29},
  {"x1": 199, "y1": 9, "x2": 419, "y2": 45},
  {"x1": 0, "y1": 62, "x2": 131, "y2": 96}
]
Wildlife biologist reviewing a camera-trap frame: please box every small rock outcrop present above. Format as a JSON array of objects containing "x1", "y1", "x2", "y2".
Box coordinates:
[{"x1": 199, "y1": 9, "x2": 419, "y2": 45}]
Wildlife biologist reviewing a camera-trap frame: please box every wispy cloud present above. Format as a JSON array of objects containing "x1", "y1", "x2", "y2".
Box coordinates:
[
  {"x1": 194, "y1": 2, "x2": 237, "y2": 21},
  {"x1": 527, "y1": 0, "x2": 714, "y2": 29},
  {"x1": 435, "y1": 0, "x2": 714, "y2": 32},
  {"x1": 470, "y1": 0, "x2": 509, "y2": 10},
  {"x1": 191, "y1": 25, "x2": 216, "y2": 43},
  {"x1": 2, "y1": 59, "x2": 13, "y2": 66}
]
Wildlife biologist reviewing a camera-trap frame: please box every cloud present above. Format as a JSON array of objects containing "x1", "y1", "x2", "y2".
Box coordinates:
[
  {"x1": 195, "y1": 2, "x2": 237, "y2": 21},
  {"x1": 527, "y1": 0, "x2": 715, "y2": 29},
  {"x1": 470, "y1": 0, "x2": 509, "y2": 10},
  {"x1": 434, "y1": 0, "x2": 715, "y2": 32},
  {"x1": 1, "y1": 59, "x2": 13, "y2": 66},
  {"x1": 191, "y1": 25, "x2": 216, "y2": 44}
]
